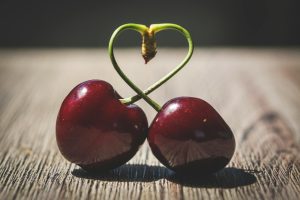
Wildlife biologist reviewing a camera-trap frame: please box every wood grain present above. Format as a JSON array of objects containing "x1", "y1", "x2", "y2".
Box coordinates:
[{"x1": 0, "y1": 48, "x2": 299, "y2": 200}]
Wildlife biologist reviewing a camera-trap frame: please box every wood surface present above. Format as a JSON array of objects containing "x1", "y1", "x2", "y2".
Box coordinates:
[{"x1": 0, "y1": 48, "x2": 299, "y2": 200}]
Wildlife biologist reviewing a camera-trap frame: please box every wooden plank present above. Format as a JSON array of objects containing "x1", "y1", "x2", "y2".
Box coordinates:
[{"x1": 0, "y1": 48, "x2": 299, "y2": 200}]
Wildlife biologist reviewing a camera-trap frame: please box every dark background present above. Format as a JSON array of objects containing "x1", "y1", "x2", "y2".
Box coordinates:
[{"x1": 1, "y1": 0, "x2": 299, "y2": 47}]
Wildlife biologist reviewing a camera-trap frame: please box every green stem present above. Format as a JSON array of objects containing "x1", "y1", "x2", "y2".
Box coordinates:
[
  {"x1": 121, "y1": 23, "x2": 194, "y2": 104},
  {"x1": 108, "y1": 23, "x2": 162, "y2": 111}
]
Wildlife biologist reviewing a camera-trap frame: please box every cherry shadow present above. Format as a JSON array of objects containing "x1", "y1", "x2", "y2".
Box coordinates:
[
  {"x1": 167, "y1": 167, "x2": 259, "y2": 188},
  {"x1": 72, "y1": 164, "x2": 258, "y2": 188},
  {"x1": 72, "y1": 164, "x2": 171, "y2": 182}
]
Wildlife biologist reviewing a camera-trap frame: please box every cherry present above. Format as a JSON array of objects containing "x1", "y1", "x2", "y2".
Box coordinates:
[
  {"x1": 56, "y1": 80, "x2": 148, "y2": 172},
  {"x1": 55, "y1": 23, "x2": 236, "y2": 175},
  {"x1": 148, "y1": 97, "x2": 235, "y2": 175}
]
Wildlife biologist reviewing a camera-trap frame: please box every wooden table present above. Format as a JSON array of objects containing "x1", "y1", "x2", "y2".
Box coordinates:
[{"x1": 0, "y1": 48, "x2": 299, "y2": 200}]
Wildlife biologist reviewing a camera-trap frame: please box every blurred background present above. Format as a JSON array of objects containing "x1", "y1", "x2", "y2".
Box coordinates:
[
  {"x1": 1, "y1": 0, "x2": 299, "y2": 47},
  {"x1": 1, "y1": 2, "x2": 300, "y2": 198}
]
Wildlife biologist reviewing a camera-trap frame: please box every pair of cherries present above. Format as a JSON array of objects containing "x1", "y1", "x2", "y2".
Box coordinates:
[{"x1": 56, "y1": 23, "x2": 235, "y2": 175}]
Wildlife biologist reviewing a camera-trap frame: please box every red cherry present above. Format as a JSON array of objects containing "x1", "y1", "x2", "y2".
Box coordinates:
[
  {"x1": 56, "y1": 80, "x2": 148, "y2": 172},
  {"x1": 148, "y1": 97, "x2": 235, "y2": 175}
]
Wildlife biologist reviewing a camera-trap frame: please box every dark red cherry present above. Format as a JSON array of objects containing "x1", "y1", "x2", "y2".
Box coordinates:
[
  {"x1": 56, "y1": 80, "x2": 148, "y2": 172},
  {"x1": 148, "y1": 97, "x2": 235, "y2": 175}
]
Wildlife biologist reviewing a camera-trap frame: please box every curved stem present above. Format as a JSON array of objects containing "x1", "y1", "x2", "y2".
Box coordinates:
[
  {"x1": 108, "y1": 23, "x2": 162, "y2": 111},
  {"x1": 121, "y1": 23, "x2": 194, "y2": 104}
]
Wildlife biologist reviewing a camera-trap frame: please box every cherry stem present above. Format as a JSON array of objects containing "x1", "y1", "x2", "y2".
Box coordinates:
[
  {"x1": 120, "y1": 23, "x2": 194, "y2": 104},
  {"x1": 109, "y1": 23, "x2": 162, "y2": 111},
  {"x1": 108, "y1": 23, "x2": 194, "y2": 112}
]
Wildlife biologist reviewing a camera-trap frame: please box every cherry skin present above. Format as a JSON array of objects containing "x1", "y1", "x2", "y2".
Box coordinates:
[
  {"x1": 148, "y1": 97, "x2": 235, "y2": 175},
  {"x1": 56, "y1": 80, "x2": 148, "y2": 172}
]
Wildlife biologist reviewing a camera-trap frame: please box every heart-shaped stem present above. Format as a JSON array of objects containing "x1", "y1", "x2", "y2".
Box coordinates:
[
  {"x1": 109, "y1": 23, "x2": 162, "y2": 111},
  {"x1": 108, "y1": 23, "x2": 194, "y2": 111},
  {"x1": 124, "y1": 24, "x2": 194, "y2": 104}
]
